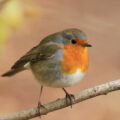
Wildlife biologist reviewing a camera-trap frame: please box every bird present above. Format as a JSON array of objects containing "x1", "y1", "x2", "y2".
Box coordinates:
[{"x1": 1, "y1": 28, "x2": 92, "y2": 114}]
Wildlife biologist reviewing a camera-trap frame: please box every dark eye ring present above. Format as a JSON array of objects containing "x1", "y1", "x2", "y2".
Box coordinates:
[{"x1": 71, "y1": 39, "x2": 77, "y2": 44}]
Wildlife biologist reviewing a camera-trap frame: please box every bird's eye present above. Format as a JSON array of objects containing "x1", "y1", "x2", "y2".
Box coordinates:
[{"x1": 71, "y1": 39, "x2": 77, "y2": 44}]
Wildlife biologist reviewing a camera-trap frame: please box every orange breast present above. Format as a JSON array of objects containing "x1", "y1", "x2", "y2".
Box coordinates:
[{"x1": 60, "y1": 44, "x2": 89, "y2": 74}]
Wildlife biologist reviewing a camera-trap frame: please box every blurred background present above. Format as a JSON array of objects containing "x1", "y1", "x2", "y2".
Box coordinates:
[{"x1": 0, "y1": 0, "x2": 120, "y2": 120}]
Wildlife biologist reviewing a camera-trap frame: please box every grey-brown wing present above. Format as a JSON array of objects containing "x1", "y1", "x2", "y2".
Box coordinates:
[{"x1": 11, "y1": 44, "x2": 59, "y2": 69}]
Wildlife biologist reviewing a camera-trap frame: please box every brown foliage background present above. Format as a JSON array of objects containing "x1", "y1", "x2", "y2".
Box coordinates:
[{"x1": 0, "y1": 0, "x2": 120, "y2": 120}]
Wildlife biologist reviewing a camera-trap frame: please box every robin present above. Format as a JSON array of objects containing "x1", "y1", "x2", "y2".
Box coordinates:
[{"x1": 1, "y1": 28, "x2": 92, "y2": 113}]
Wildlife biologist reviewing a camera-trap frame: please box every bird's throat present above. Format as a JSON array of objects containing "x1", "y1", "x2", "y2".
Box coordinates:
[{"x1": 61, "y1": 44, "x2": 89, "y2": 74}]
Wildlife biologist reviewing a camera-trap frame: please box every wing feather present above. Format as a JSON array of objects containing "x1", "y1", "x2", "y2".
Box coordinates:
[{"x1": 11, "y1": 43, "x2": 59, "y2": 69}]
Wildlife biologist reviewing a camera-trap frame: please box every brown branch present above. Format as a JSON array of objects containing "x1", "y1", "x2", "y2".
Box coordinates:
[{"x1": 0, "y1": 79, "x2": 120, "y2": 120}]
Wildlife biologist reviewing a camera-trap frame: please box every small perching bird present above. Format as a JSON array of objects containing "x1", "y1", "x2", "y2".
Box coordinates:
[{"x1": 2, "y1": 28, "x2": 92, "y2": 114}]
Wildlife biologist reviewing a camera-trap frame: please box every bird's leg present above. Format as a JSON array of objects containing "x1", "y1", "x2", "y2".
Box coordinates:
[
  {"x1": 62, "y1": 88, "x2": 75, "y2": 108},
  {"x1": 37, "y1": 86, "x2": 46, "y2": 116}
]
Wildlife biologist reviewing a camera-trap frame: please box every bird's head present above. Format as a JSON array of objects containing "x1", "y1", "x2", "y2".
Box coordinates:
[{"x1": 54, "y1": 28, "x2": 92, "y2": 48}]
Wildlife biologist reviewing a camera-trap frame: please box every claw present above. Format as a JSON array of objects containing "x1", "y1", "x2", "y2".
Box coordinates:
[
  {"x1": 62, "y1": 88, "x2": 75, "y2": 108},
  {"x1": 37, "y1": 101, "x2": 46, "y2": 117},
  {"x1": 65, "y1": 93, "x2": 75, "y2": 108}
]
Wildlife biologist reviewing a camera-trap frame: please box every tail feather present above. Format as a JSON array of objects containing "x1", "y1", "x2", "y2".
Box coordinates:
[{"x1": 1, "y1": 68, "x2": 25, "y2": 77}]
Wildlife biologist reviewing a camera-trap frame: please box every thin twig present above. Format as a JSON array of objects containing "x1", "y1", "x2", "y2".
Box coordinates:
[{"x1": 0, "y1": 79, "x2": 120, "y2": 120}]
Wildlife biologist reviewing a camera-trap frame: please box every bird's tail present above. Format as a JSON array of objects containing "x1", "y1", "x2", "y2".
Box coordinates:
[{"x1": 1, "y1": 68, "x2": 25, "y2": 77}]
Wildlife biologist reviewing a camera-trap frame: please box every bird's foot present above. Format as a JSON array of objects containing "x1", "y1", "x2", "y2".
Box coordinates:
[
  {"x1": 37, "y1": 101, "x2": 46, "y2": 117},
  {"x1": 65, "y1": 93, "x2": 75, "y2": 108}
]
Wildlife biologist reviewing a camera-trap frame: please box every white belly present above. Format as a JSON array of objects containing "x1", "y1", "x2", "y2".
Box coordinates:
[
  {"x1": 30, "y1": 61, "x2": 86, "y2": 88},
  {"x1": 50, "y1": 69, "x2": 85, "y2": 88}
]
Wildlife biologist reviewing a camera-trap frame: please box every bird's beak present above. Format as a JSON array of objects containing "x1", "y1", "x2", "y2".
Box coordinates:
[
  {"x1": 82, "y1": 43, "x2": 92, "y2": 47},
  {"x1": 75, "y1": 39, "x2": 92, "y2": 47}
]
